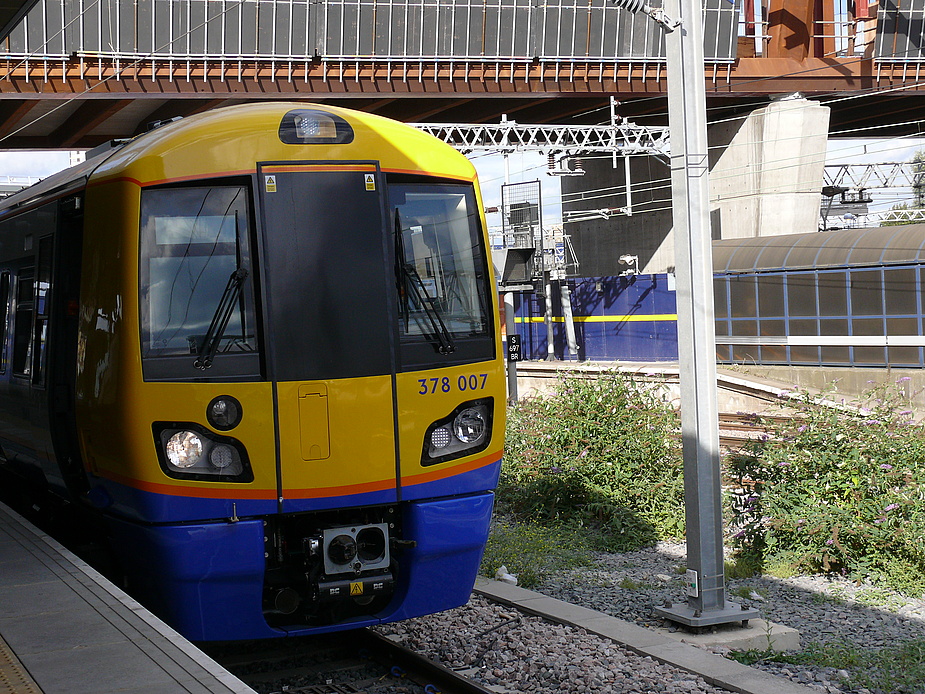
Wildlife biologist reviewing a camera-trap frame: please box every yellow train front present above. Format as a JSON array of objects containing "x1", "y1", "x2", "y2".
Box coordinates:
[{"x1": 0, "y1": 103, "x2": 505, "y2": 640}]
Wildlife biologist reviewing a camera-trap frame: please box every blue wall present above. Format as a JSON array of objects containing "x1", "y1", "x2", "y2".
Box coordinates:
[{"x1": 514, "y1": 274, "x2": 679, "y2": 362}]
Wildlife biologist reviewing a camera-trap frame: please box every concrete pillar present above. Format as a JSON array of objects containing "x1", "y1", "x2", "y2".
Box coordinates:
[
  {"x1": 710, "y1": 96, "x2": 831, "y2": 242},
  {"x1": 561, "y1": 97, "x2": 830, "y2": 276}
]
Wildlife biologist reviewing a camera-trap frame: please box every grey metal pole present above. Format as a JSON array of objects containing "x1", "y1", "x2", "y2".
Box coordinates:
[
  {"x1": 544, "y1": 274, "x2": 556, "y2": 361},
  {"x1": 560, "y1": 283, "x2": 579, "y2": 358},
  {"x1": 653, "y1": 0, "x2": 759, "y2": 627}
]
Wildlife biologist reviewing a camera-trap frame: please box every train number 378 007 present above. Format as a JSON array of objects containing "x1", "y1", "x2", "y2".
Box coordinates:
[{"x1": 418, "y1": 374, "x2": 488, "y2": 395}]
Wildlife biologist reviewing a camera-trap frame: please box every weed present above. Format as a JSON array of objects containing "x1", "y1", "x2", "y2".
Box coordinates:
[
  {"x1": 810, "y1": 591, "x2": 847, "y2": 606},
  {"x1": 732, "y1": 639, "x2": 925, "y2": 694},
  {"x1": 725, "y1": 556, "x2": 761, "y2": 580},
  {"x1": 854, "y1": 587, "x2": 906, "y2": 611},
  {"x1": 729, "y1": 585, "x2": 767, "y2": 601},
  {"x1": 479, "y1": 518, "x2": 593, "y2": 588}
]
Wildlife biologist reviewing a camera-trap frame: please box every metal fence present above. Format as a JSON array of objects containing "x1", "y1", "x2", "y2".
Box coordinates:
[{"x1": 2, "y1": 0, "x2": 739, "y2": 63}]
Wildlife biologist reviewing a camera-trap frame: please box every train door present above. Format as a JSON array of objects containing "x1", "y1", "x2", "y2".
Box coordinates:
[
  {"x1": 256, "y1": 162, "x2": 399, "y2": 512},
  {"x1": 46, "y1": 196, "x2": 86, "y2": 495}
]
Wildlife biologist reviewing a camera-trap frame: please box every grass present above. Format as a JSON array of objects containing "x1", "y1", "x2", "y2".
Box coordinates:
[
  {"x1": 730, "y1": 639, "x2": 925, "y2": 694},
  {"x1": 478, "y1": 518, "x2": 594, "y2": 588}
]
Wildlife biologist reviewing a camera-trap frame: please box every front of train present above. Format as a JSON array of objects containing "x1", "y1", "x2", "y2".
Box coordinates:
[{"x1": 75, "y1": 103, "x2": 506, "y2": 640}]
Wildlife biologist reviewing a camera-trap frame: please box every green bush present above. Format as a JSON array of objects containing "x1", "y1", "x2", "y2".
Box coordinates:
[
  {"x1": 500, "y1": 372, "x2": 685, "y2": 551},
  {"x1": 728, "y1": 381, "x2": 925, "y2": 596}
]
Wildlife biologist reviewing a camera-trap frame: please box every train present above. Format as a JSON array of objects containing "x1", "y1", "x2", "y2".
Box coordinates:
[{"x1": 0, "y1": 102, "x2": 506, "y2": 640}]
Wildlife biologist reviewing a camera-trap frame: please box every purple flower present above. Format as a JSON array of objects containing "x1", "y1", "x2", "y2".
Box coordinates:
[
  {"x1": 826, "y1": 539, "x2": 834, "y2": 545},
  {"x1": 883, "y1": 503, "x2": 899, "y2": 513},
  {"x1": 798, "y1": 425, "x2": 808, "y2": 433},
  {"x1": 880, "y1": 464, "x2": 893, "y2": 471},
  {"x1": 863, "y1": 419, "x2": 882, "y2": 425},
  {"x1": 898, "y1": 377, "x2": 912, "y2": 383},
  {"x1": 549, "y1": 466, "x2": 561, "y2": 474},
  {"x1": 778, "y1": 461, "x2": 791, "y2": 467}
]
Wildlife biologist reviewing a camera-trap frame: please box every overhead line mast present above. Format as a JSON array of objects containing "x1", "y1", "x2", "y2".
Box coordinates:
[{"x1": 411, "y1": 111, "x2": 669, "y2": 158}]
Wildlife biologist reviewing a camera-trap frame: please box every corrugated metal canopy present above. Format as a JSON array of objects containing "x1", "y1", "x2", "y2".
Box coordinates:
[{"x1": 713, "y1": 224, "x2": 925, "y2": 272}]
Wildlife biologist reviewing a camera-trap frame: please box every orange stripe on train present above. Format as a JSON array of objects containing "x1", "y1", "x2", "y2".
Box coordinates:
[{"x1": 95, "y1": 448, "x2": 502, "y2": 500}]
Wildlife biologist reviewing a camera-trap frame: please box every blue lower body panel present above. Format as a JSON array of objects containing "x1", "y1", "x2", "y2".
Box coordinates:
[
  {"x1": 106, "y1": 516, "x2": 283, "y2": 640},
  {"x1": 380, "y1": 492, "x2": 494, "y2": 624},
  {"x1": 105, "y1": 492, "x2": 494, "y2": 641}
]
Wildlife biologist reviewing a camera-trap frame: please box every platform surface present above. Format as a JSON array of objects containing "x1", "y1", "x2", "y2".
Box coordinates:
[{"x1": 0, "y1": 502, "x2": 256, "y2": 694}]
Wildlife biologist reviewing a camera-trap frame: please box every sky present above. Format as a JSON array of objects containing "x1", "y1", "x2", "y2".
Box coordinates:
[{"x1": 0, "y1": 150, "x2": 72, "y2": 180}]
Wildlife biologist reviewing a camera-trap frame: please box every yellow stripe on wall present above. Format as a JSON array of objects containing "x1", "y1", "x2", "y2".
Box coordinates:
[{"x1": 516, "y1": 314, "x2": 678, "y2": 324}]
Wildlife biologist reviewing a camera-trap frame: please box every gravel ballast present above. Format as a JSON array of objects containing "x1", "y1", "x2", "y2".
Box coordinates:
[
  {"x1": 377, "y1": 542, "x2": 925, "y2": 694},
  {"x1": 379, "y1": 594, "x2": 728, "y2": 693}
]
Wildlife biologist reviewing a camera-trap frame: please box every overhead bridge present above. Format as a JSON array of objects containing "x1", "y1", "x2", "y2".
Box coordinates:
[{"x1": 0, "y1": 0, "x2": 923, "y2": 147}]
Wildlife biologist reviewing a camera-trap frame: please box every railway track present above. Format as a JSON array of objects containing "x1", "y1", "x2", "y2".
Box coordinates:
[
  {"x1": 202, "y1": 628, "x2": 497, "y2": 694},
  {"x1": 718, "y1": 411, "x2": 796, "y2": 452}
]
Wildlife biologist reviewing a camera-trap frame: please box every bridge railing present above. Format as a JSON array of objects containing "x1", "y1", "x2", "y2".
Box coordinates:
[
  {"x1": 0, "y1": 0, "x2": 919, "y2": 72},
  {"x1": 0, "y1": 0, "x2": 737, "y2": 64}
]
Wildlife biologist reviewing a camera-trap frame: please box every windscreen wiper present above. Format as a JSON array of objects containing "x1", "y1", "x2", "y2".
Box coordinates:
[
  {"x1": 194, "y1": 267, "x2": 248, "y2": 370},
  {"x1": 394, "y1": 209, "x2": 456, "y2": 355}
]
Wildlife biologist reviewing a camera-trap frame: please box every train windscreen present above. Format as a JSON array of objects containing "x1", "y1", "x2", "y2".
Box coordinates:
[
  {"x1": 139, "y1": 185, "x2": 260, "y2": 380},
  {"x1": 390, "y1": 181, "x2": 494, "y2": 367}
]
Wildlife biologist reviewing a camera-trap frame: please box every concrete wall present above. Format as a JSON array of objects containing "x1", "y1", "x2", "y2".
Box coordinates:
[{"x1": 563, "y1": 97, "x2": 831, "y2": 276}]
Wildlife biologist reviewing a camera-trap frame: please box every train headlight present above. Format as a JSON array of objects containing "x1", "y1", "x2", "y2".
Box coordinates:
[
  {"x1": 207, "y1": 395, "x2": 243, "y2": 431},
  {"x1": 155, "y1": 423, "x2": 254, "y2": 483},
  {"x1": 430, "y1": 426, "x2": 452, "y2": 449},
  {"x1": 453, "y1": 408, "x2": 486, "y2": 444},
  {"x1": 209, "y1": 444, "x2": 236, "y2": 469},
  {"x1": 278, "y1": 109, "x2": 355, "y2": 145},
  {"x1": 165, "y1": 431, "x2": 203, "y2": 468},
  {"x1": 422, "y1": 398, "x2": 493, "y2": 466}
]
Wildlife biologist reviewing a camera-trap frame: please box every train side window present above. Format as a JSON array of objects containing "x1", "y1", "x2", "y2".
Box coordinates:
[
  {"x1": 12, "y1": 267, "x2": 34, "y2": 377},
  {"x1": 140, "y1": 185, "x2": 259, "y2": 380},
  {"x1": 0, "y1": 272, "x2": 9, "y2": 373}
]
